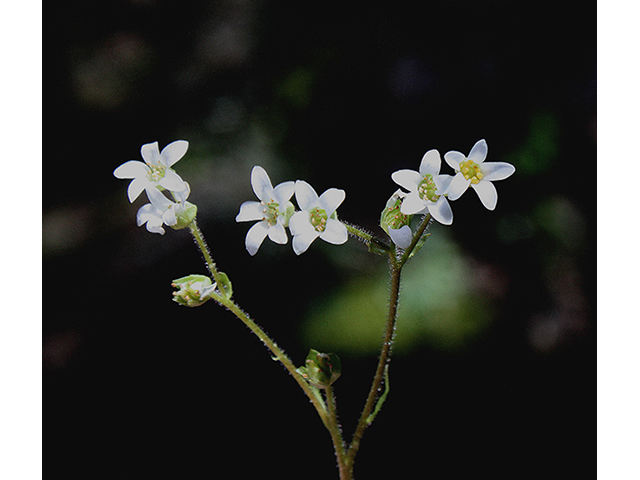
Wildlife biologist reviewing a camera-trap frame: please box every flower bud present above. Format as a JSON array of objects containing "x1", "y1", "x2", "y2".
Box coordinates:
[
  {"x1": 301, "y1": 349, "x2": 342, "y2": 389},
  {"x1": 171, "y1": 274, "x2": 216, "y2": 307},
  {"x1": 170, "y1": 201, "x2": 198, "y2": 230}
]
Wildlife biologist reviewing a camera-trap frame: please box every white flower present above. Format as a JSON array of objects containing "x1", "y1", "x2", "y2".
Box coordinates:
[
  {"x1": 289, "y1": 180, "x2": 348, "y2": 255},
  {"x1": 114, "y1": 140, "x2": 189, "y2": 202},
  {"x1": 137, "y1": 185, "x2": 193, "y2": 235},
  {"x1": 444, "y1": 139, "x2": 515, "y2": 210},
  {"x1": 391, "y1": 149, "x2": 454, "y2": 225},
  {"x1": 235, "y1": 166, "x2": 295, "y2": 256}
]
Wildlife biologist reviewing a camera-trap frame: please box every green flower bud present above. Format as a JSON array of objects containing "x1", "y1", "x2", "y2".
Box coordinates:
[
  {"x1": 170, "y1": 201, "x2": 198, "y2": 230},
  {"x1": 380, "y1": 190, "x2": 413, "y2": 235},
  {"x1": 301, "y1": 349, "x2": 342, "y2": 389},
  {"x1": 171, "y1": 274, "x2": 215, "y2": 307}
]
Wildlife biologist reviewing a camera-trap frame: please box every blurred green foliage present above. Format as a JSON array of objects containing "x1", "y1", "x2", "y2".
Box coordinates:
[{"x1": 304, "y1": 230, "x2": 494, "y2": 355}]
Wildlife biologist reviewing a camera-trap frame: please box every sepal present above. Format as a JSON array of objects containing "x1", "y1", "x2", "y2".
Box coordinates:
[{"x1": 170, "y1": 201, "x2": 198, "y2": 230}]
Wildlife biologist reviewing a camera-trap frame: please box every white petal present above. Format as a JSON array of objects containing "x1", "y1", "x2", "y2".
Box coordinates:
[
  {"x1": 272, "y1": 181, "x2": 295, "y2": 205},
  {"x1": 137, "y1": 205, "x2": 165, "y2": 234},
  {"x1": 141, "y1": 141, "x2": 161, "y2": 166},
  {"x1": 294, "y1": 180, "x2": 318, "y2": 211},
  {"x1": 146, "y1": 220, "x2": 166, "y2": 235},
  {"x1": 468, "y1": 139, "x2": 488, "y2": 164},
  {"x1": 245, "y1": 221, "x2": 270, "y2": 256},
  {"x1": 446, "y1": 173, "x2": 471, "y2": 201},
  {"x1": 159, "y1": 169, "x2": 188, "y2": 192},
  {"x1": 236, "y1": 201, "x2": 265, "y2": 222},
  {"x1": 444, "y1": 151, "x2": 465, "y2": 171},
  {"x1": 320, "y1": 219, "x2": 348, "y2": 245},
  {"x1": 318, "y1": 188, "x2": 346, "y2": 216},
  {"x1": 427, "y1": 196, "x2": 453, "y2": 225},
  {"x1": 160, "y1": 140, "x2": 189, "y2": 167},
  {"x1": 400, "y1": 192, "x2": 428, "y2": 215},
  {"x1": 145, "y1": 186, "x2": 174, "y2": 210},
  {"x1": 162, "y1": 207, "x2": 178, "y2": 226},
  {"x1": 127, "y1": 177, "x2": 150, "y2": 203},
  {"x1": 136, "y1": 203, "x2": 159, "y2": 226},
  {"x1": 471, "y1": 180, "x2": 498, "y2": 210},
  {"x1": 172, "y1": 182, "x2": 191, "y2": 203},
  {"x1": 391, "y1": 169, "x2": 422, "y2": 192},
  {"x1": 292, "y1": 230, "x2": 319, "y2": 255},
  {"x1": 251, "y1": 166, "x2": 274, "y2": 202},
  {"x1": 418, "y1": 149, "x2": 441, "y2": 176},
  {"x1": 267, "y1": 222, "x2": 288, "y2": 245},
  {"x1": 479, "y1": 162, "x2": 515, "y2": 181},
  {"x1": 388, "y1": 225, "x2": 412, "y2": 249},
  {"x1": 289, "y1": 211, "x2": 312, "y2": 236},
  {"x1": 113, "y1": 160, "x2": 148, "y2": 179},
  {"x1": 434, "y1": 174, "x2": 454, "y2": 196}
]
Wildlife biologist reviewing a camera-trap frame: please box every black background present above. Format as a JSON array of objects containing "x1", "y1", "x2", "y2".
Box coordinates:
[{"x1": 45, "y1": 1, "x2": 594, "y2": 478}]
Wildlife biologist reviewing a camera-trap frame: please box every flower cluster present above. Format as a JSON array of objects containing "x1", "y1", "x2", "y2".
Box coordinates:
[
  {"x1": 113, "y1": 140, "x2": 197, "y2": 234},
  {"x1": 385, "y1": 139, "x2": 515, "y2": 246},
  {"x1": 236, "y1": 166, "x2": 348, "y2": 255},
  {"x1": 115, "y1": 139, "x2": 515, "y2": 252}
]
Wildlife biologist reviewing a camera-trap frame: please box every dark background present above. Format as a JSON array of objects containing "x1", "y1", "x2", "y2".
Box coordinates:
[{"x1": 45, "y1": 1, "x2": 594, "y2": 478}]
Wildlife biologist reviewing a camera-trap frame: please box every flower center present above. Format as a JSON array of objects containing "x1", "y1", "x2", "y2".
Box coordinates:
[
  {"x1": 147, "y1": 164, "x2": 166, "y2": 182},
  {"x1": 459, "y1": 159, "x2": 484, "y2": 185},
  {"x1": 261, "y1": 201, "x2": 280, "y2": 227},
  {"x1": 309, "y1": 207, "x2": 328, "y2": 232},
  {"x1": 384, "y1": 201, "x2": 411, "y2": 230},
  {"x1": 417, "y1": 174, "x2": 439, "y2": 203}
]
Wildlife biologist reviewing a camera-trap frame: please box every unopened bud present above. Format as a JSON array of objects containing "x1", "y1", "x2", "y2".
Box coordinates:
[
  {"x1": 300, "y1": 349, "x2": 342, "y2": 389},
  {"x1": 171, "y1": 274, "x2": 216, "y2": 307}
]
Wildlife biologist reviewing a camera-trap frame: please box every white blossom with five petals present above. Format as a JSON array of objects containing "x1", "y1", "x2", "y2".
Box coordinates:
[
  {"x1": 114, "y1": 140, "x2": 189, "y2": 202},
  {"x1": 235, "y1": 166, "x2": 295, "y2": 256},
  {"x1": 137, "y1": 185, "x2": 192, "y2": 235},
  {"x1": 391, "y1": 149, "x2": 454, "y2": 225},
  {"x1": 289, "y1": 181, "x2": 348, "y2": 255},
  {"x1": 444, "y1": 139, "x2": 515, "y2": 210}
]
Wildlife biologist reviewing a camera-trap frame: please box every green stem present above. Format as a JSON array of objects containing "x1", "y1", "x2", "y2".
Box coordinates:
[
  {"x1": 346, "y1": 250, "x2": 401, "y2": 465},
  {"x1": 325, "y1": 386, "x2": 350, "y2": 479},
  {"x1": 216, "y1": 294, "x2": 332, "y2": 431},
  {"x1": 189, "y1": 219, "x2": 225, "y2": 287},
  {"x1": 343, "y1": 222, "x2": 391, "y2": 254},
  {"x1": 187, "y1": 220, "x2": 335, "y2": 438},
  {"x1": 346, "y1": 213, "x2": 432, "y2": 470},
  {"x1": 398, "y1": 213, "x2": 432, "y2": 267}
]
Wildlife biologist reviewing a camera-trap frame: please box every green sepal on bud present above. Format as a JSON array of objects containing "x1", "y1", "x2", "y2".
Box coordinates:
[
  {"x1": 171, "y1": 274, "x2": 216, "y2": 307},
  {"x1": 380, "y1": 190, "x2": 413, "y2": 236},
  {"x1": 216, "y1": 271, "x2": 233, "y2": 300},
  {"x1": 298, "y1": 349, "x2": 342, "y2": 389},
  {"x1": 170, "y1": 201, "x2": 198, "y2": 230}
]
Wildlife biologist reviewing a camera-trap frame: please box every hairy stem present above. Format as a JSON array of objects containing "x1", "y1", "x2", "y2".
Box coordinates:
[
  {"x1": 217, "y1": 295, "x2": 332, "y2": 430},
  {"x1": 325, "y1": 386, "x2": 350, "y2": 479},
  {"x1": 343, "y1": 221, "x2": 391, "y2": 254},
  {"x1": 346, "y1": 213, "x2": 432, "y2": 471},
  {"x1": 347, "y1": 251, "x2": 401, "y2": 464},
  {"x1": 189, "y1": 219, "x2": 225, "y2": 287}
]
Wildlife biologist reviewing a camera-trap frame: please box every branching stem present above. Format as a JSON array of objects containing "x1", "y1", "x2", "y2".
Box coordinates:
[{"x1": 186, "y1": 214, "x2": 432, "y2": 480}]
